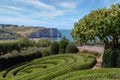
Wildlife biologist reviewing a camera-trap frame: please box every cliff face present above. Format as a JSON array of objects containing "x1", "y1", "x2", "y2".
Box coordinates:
[
  {"x1": 29, "y1": 28, "x2": 61, "y2": 38},
  {"x1": 0, "y1": 24, "x2": 61, "y2": 40}
]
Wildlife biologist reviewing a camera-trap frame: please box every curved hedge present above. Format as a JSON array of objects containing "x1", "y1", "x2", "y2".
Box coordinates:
[
  {"x1": 0, "y1": 54, "x2": 96, "y2": 80},
  {"x1": 53, "y1": 68, "x2": 120, "y2": 80}
]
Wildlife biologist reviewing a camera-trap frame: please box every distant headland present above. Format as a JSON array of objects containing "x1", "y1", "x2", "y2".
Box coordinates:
[{"x1": 0, "y1": 24, "x2": 61, "y2": 40}]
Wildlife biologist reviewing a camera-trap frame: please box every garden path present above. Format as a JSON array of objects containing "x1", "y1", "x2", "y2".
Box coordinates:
[{"x1": 77, "y1": 45, "x2": 105, "y2": 69}]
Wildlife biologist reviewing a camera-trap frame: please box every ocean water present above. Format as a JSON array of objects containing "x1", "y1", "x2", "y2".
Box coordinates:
[{"x1": 58, "y1": 29, "x2": 73, "y2": 41}]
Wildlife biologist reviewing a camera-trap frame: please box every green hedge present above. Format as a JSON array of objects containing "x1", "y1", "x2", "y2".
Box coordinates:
[
  {"x1": 0, "y1": 54, "x2": 96, "y2": 80},
  {"x1": 102, "y1": 49, "x2": 120, "y2": 67},
  {"x1": 50, "y1": 42, "x2": 59, "y2": 55},
  {"x1": 36, "y1": 38, "x2": 51, "y2": 47},
  {"x1": 59, "y1": 37, "x2": 69, "y2": 54},
  {"x1": 0, "y1": 47, "x2": 42, "y2": 71},
  {"x1": 65, "y1": 43, "x2": 78, "y2": 53},
  {"x1": 53, "y1": 68, "x2": 120, "y2": 80},
  {"x1": 0, "y1": 38, "x2": 34, "y2": 55}
]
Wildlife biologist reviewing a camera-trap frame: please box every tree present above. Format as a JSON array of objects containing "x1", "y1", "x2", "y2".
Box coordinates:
[{"x1": 71, "y1": 4, "x2": 120, "y2": 49}]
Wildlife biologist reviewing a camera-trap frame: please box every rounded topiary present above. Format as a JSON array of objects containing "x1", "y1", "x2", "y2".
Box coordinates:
[
  {"x1": 50, "y1": 42, "x2": 59, "y2": 55},
  {"x1": 59, "y1": 37, "x2": 69, "y2": 54},
  {"x1": 37, "y1": 38, "x2": 51, "y2": 47},
  {"x1": 65, "y1": 43, "x2": 78, "y2": 53}
]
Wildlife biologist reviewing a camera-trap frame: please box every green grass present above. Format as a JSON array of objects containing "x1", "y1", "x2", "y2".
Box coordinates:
[
  {"x1": 53, "y1": 68, "x2": 120, "y2": 80},
  {"x1": 0, "y1": 54, "x2": 96, "y2": 80}
]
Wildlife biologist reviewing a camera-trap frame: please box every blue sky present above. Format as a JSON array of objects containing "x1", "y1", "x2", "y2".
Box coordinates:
[{"x1": 0, "y1": 0, "x2": 120, "y2": 29}]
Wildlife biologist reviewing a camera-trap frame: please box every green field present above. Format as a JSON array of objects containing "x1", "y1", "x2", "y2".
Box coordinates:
[{"x1": 0, "y1": 54, "x2": 96, "y2": 80}]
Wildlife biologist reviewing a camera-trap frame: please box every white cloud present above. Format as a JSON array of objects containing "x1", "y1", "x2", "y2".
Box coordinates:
[
  {"x1": 10, "y1": 0, "x2": 67, "y2": 18},
  {"x1": 0, "y1": 5, "x2": 25, "y2": 11},
  {"x1": 59, "y1": 1, "x2": 76, "y2": 9}
]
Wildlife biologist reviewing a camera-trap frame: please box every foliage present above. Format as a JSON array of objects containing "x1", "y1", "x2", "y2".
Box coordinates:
[
  {"x1": 50, "y1": 42, "x2": 59, "y2": 55},
  {"x1": 41, "y1": 47, "x2": 50, "y2": 57},
  {"x1": 0, "y1": 47, "x2": 42, "y2": 71},
  {"x1": 0, "y1": 38, "x2": 34, "y2": 55},
  {"x1": 71, "y1": 4, "x2": 120, "y2": 49},
  {"x1": 36, "y1": 38, "x2": 51, "y2": 47},
  {"x1": 53, "y1": 68, "x2": 120, "y2": 80},
  {"x1": 0, "y1": 54, "x2": 96, "y2": 80},
  {"x1": 117, "y1": 50, "x2": 120, "y2": 67},
  {"x1": 80, "y1": 49, "x2": 99, "y2": 56},
  {"x1": 102, "y1": 49, "x2": 119, "y2": 67},
  {"x1": 65, "y1": 43, "x2": 78, "y2": 53},
  {"x1": 59, "y1": 36, "x2": 69, "y2": 53}
]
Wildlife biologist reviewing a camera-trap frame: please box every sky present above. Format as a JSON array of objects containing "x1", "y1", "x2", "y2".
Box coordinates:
[{"x1": 0, "y1": 0, "x2": 120, "y2": 29}]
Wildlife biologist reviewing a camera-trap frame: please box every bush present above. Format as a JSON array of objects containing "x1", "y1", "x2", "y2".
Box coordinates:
[
  {"x1": 41, "y1": 47, "x2": 50, "y2": 57},
  {"x1": 80, "y1": 49, "x2": 99, "y2": 56},
  {"x1": 59, "y1": 37, "x2": 69, "y2": 54},
  {"x1": 37, "y1": 38, "x2": 51, "y2": 47},
  {"x1": 0, "y1": 38, "x2": 34, "y2": 55},
  {"x1": 50, "y1": 42, "x2": 59, "y2": 55},
  {"x1": 117, "y1": 50, "x2": 120, "y2": 67},
  {"x1": 0, "y1": 47, "x2": 42, "y2": 71},
  {"x1": 65, "y1": 43, "x2": 78, "y2": 53},
  {"x1": 102, "y1": 49, "x2": 118, "y2": 67}
]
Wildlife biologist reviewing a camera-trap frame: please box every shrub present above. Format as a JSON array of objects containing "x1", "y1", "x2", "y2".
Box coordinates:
[
  {"x1": 50, "y1": 42, "x2": 59, "y2": 55},
  {"x1": 0, "y1": 38, "x2": 34, "y2": 55},
  {"x1": 37, "y1": 38, "x2": 51, "y2": 47},
  {"x1": 0, "y1": 47, "x2": 42, "y2": 71},
  {"x1": 41, "y1": 47, "x2": 50, "y2": 57},
  {"x1": 59, "y1": 37, "x2": 69, "y2": 54},
  {"x1": 65, "y1": 43, "x2": 78, "y2": 53},
  {"x1": 102, "y1": 49, "x2": 118, "y2": 67},
  {"x1": 80, "y1": 49, "x2": 99, "y2": 56},
  {"x1": 117, "y1": 50, "x2": 120, "y2": 67}
]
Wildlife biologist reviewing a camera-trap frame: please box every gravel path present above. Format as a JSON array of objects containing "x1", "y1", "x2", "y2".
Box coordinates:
[{"x1": 77, "y1": 45, "x2": 105, "y2": 69}]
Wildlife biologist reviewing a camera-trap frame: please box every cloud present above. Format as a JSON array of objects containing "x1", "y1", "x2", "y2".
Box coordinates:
[
  {"x1": 0, "y1": 5, "x2": 25, "y2": 11},
  {"x1": 54, "y1": 0, "x2": 84, "y2": 9}
]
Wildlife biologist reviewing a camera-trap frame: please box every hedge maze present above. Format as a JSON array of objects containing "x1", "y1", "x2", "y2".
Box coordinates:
[
  {"x1": 53, "y1": 68, "x2": 120, "y2": 80},
  {"x1": 0, "y1": 54, "x2": 96, "y2": 80}
]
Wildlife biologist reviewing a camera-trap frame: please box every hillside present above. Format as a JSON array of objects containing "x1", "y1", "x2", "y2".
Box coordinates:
[
  {"x1": 0, "y1": 24, "x2": 61, "y2": 40},
  {"x1": 0, "y1": 25, "x2": 44, "y2": 37},
  {"x1": 0, "y1": 29, "x2": 20, "y2": 40}
]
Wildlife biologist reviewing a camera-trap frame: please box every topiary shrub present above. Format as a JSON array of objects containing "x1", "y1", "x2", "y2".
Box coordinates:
[
  {"x1": 65, "y1": 43, "x2": 78, "y2": 53},
  {"x1": 59, "y1": 37, "x2": 69, "y2": 54},
  {"x1": 50, "y1": 42, "x2": 59, "y2": 55},
  {"x1": 37, "y1": 38, "x2": 51, "y2": 47}
]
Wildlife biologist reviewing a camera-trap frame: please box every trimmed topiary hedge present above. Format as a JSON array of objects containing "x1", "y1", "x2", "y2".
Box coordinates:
[
  {"x1": 53, "y1": 68, "x2": 120, "y2": 80},
  {"x1": 59, "y1": 37, "x2": 69, "y2": 54},
  {"x1": 0, "y1": 54, "x2": 96, "y2": 80},
  {"x1": 65, "y1": 43, "x2": 78, "y2": 53},
  {"x1": 50, "y1": 42, "x2": 59, "y2": 55}
]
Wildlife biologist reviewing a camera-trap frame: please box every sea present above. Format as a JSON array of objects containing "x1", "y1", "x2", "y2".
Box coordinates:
[{"x1": 58, "y1": 29, "x2": 73, "y2": 41}]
